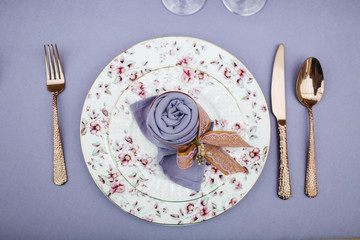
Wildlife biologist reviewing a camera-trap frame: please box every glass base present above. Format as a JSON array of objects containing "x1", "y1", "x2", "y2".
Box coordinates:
[
  {"x1": 162, "y1": 0, "x2": 207, "y2": 15},
  {"x1": 222, "y1": 0, "x2": 266, "y2": 16}
]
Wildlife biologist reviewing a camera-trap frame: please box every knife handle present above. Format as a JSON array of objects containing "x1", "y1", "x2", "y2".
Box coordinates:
[{"x1": 277, "y1": 120, "x2": 291, "y2": 200}]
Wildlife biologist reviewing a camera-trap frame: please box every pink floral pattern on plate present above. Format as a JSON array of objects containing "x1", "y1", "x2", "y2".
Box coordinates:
[
  {"x1": 80, "y1": 37, "x2": 270, "y2": 225},
  {"x1": 109, "y1": 67, "x2": 244, "y2": 202}
]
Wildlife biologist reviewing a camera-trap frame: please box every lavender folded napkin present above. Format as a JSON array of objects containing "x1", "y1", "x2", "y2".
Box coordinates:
[{"x1": 130, "y1": 93, "x2": 210, "y2": 191}]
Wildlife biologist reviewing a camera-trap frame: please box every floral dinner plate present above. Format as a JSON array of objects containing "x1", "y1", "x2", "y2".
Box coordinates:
[{"x1": 80, "y1": 36, "x2": 270, "y2": 225}]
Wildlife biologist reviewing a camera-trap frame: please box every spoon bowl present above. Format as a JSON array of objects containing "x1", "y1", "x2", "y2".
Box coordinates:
[
  {"x1": 296, "y1": 57, "x2": 324, "y2": 107},
  {"x1": 296, "y1": 57, "x2": 324, "y2": 198}
]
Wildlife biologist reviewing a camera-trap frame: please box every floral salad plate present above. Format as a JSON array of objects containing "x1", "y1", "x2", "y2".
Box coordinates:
[{"x1": 80, "y1": 36, "x2": 270, "y2": 225}]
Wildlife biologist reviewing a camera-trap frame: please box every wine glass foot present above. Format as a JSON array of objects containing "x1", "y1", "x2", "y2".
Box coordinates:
[
  {"x1": 222, "y1": 0, "x2": 266, "y2": 16},
  {"x1": 162, "y1": 0, "x2": 207, "y2": 15}
]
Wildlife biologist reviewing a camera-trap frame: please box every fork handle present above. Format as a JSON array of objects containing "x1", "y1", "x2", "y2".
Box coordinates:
[
  {"x1": 277, "y1": 120, "x2": 291, "y2": 200},
  {"x1": 52, "y1": 94, "x2": 67, "y2": 185}
]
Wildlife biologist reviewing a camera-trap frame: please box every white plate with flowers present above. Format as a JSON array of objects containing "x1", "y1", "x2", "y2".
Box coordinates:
[{"x1": 80, "y1": 36, "x2": 270, "y2": 225}]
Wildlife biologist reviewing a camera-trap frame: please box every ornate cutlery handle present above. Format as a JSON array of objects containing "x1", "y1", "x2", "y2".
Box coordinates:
[
  {"x1": 277, "y1": 120, "x2": 291, "y2": 200},
  {"x1": 53, "y1": 94, "x2": 67, "y2": 186},
  {"x1": 305, "y1": 107, "x2": 317, "y2": 198}
]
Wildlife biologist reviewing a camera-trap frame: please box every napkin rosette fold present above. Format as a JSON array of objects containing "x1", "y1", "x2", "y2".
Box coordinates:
[{"x1": 131, "y1": 91, "x2": 251, "y2": 191}]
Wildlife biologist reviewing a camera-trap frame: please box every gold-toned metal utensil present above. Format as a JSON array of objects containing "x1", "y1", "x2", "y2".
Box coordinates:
[
  {"x1": 44, "y1": 44, "x2": 67, "y2": 186},
  {"x1": 271, "y1": 44, "x2": 291, "y2": 200},
  {"x1": 296, "y1": 57, "x2": 324, "y2": 198}
]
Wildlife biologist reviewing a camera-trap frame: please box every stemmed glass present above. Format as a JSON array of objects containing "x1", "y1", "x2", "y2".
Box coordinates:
[
  {"x1": 162, "y1": 0, "x2": 207, "y2": 15},
  {"x1": 222, "y1": 0, "x2": 266, "y2": 16}
]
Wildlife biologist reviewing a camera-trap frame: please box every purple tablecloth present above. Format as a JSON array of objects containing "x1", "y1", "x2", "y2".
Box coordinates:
[{"x1": 1, "y1": 0, "x2": 359, "y2": 239}]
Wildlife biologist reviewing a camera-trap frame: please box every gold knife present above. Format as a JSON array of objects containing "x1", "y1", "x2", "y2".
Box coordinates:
[{"x1": 271, "y1": 44, "x2": 291, "y2": 200}]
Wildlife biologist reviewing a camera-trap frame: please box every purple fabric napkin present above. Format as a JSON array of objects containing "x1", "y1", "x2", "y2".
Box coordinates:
[{"x1": 130, "y1": 93, "x2": 208, "y2": 191}]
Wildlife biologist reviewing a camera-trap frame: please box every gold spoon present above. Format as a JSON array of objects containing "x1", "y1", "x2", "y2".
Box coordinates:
[{"x1": 296, "y1": 57, "x2": 324, "y2": 198}]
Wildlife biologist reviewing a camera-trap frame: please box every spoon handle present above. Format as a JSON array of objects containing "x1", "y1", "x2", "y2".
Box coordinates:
[
  {"x1": 277, "y1": 120, "x2": 291, "y2": 200},
  {"x1": 305, "y1": 107, "x2": 318, "y2": 198}
]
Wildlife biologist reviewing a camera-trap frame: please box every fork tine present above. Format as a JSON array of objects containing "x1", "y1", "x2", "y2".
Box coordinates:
[
  {"x1": 47, "y1": 45, "x2": 54, "y2": 80},
  {"x1": 44, "y1": 45, "x2": 50, "y2": 80},
  {"x1": 54, "y1": 44, "x2": 64, "y2": 79},
  {"x1": 51, "y1": 44, "x2": 60, "y2": 79}
]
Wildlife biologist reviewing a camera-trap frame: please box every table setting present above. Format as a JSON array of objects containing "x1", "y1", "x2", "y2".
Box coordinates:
[{"x1": 1, "y1": 0, "x2": 360, "y2": 239}]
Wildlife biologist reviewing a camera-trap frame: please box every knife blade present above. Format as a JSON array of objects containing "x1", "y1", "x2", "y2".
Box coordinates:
[
  {"x1": 271, "y1": 44, "x2": 286, "y2": 120},
  {"x1": 271, "y1": 44, "x2": 291, "y2": 200}
]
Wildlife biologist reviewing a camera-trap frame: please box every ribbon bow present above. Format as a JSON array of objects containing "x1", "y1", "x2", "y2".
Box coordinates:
[{"x1": 162, "y1": 97, "x2": 252, "y2": 175}]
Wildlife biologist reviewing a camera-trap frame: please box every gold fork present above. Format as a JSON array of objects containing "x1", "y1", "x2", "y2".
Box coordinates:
[{"x1": 44, "y1": 44, "x2": 67, "y2": 186}]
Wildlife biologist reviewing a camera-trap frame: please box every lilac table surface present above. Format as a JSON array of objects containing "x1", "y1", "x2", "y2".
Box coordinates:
[{"x1": 1, "y1": 0, "x2": 359, "y2": 239}]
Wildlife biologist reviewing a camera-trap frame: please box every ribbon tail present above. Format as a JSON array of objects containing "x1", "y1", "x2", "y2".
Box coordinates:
[
  {"x1": 177, "y1": 144, "x2": 197, "y2": 170},
  {"x1": 204, "y1": 145, "x2": 245, "y2": 175},
  {"x1": 200, "y1": 131, "x2": 252, "y2": 148}
]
